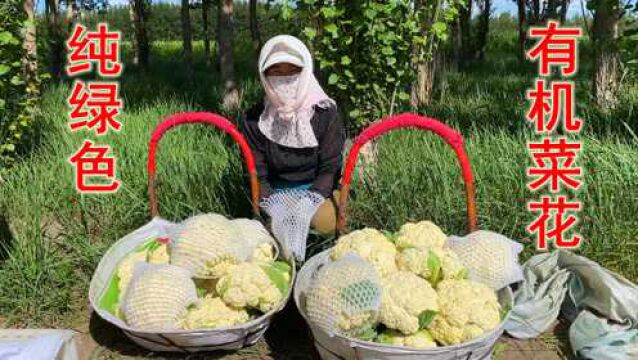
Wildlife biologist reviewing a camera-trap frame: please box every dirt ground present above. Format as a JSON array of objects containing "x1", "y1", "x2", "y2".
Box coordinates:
[{"x1": 73, "y1": 303, "x2": 574, "y2": 360}]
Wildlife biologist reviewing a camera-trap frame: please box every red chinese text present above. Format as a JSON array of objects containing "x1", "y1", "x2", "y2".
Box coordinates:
[
  {"x1": 68, "y1": 80, "x2": 122, "y2": 135},
  {"x1": 527, "y1": 196, "x2": 582, "y2": 249},
  {"x1": 66, "y1": 23, "x2": 122, "y2": 77},
  {"x1": 527, "y1": 20, "x2": 582, "y2": 77},
  {"x1": 68, "y1": 140, "x2": 121, "y2": 193}
]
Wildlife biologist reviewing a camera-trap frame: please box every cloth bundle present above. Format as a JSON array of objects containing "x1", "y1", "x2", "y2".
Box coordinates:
[{"x1": 505, "y1": 250, "x2": 638, "y2": 360}]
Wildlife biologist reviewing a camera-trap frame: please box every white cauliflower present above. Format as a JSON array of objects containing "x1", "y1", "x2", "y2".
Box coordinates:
[
  {"x1": 250, "y1": 242, "x2": 276, "y2": 264},
  {"x1": 147, "y1": 243, "x2": 170, "y2": 264},
  {"x1": 216, "y1": 262, "x2": 283, "y2": 313},
  {"x1": 376, "y1": 329, "x2": 437, "y2": 348},
  {"x1": 306, "y1": 255, "x2": 382, "y2": 338},
  {"x1": 396, "y1": 247, "x2": 468, "y2": 285},
  {"x1": 179, "y1": 295, "x2": 250, "y2": 330},
  {"x1": 429, "y1": 279, "x2": 501, "y2": 345},
  {"x1": 169, "y1": 214, "x2": 244, "y2": 278},
  {"x1": 379, "y1": 271, "x2": 439, "y2": 334},
  {"x1": 117, "y1": 250, "x2": 148, "y2": 297},
  {"x1": 331, "y1": 228, "x2": 397, "y2": 277},
  {"x1": 122, "y1": 264, "x2": 198, "y2": 330},
  {"x1": 395, "y1": 221, "x2": 447, "y2": 251}
]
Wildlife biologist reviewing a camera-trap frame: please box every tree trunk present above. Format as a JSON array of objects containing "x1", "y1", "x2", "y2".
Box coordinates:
[
  {"x1": 181, "y1": 0, "x2": 193, "y2": 82},
  {"x1": 475, "y1": 0, "x2": 491, "y2": 60},
  {"x1": 516, "y1": 0, "x2": 527, "y2": 61},
  {"x1": 23, "y1": 0, "x2": 40, "y2": 99},
  {"x1": 592, "y1": 0, "x2": 621, "y2": 109},
  {"x1": 203, "y1": 0, "x2": 211, "y2": 65},
  {"x1": 46, "y1": 0, "x2": 64, "y2": 78},
  {"x1": 218, "y1": 0, "x2": 239, "y2": 110},
  {"x1": 249, "y1": 0, "x2": 261, "y2": 57},
  {"x1": 533, "y1": 0, "x2": 541, "y2": 23},
  {"x1": 65, "y1": 0, "x2": 76, "y2": 28},
  {"x1": 410, "y1": 0, "x2": 438, "y2": 108},
  {"x1": 129, "y1": 0, "x2": 150, "y2": 69},
  {"x1": 458, "y1": 0, "x2": 473, "y2": 67},
  {"x1": 559, "y1": 0, "x2": 568, "y2": 23}
]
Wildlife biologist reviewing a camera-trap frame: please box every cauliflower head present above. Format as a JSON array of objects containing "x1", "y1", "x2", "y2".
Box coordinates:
[
  {"x1": 250, "y1": 242, "x2": 276, "y2": 264},
  {"x1": 306, "y1": 255, "x2": 382, "y2": 338},
  {"x1": 379, "y1": 271, "x2": 439, "y2": 334},
  {"x1": 169, "y1": 214, "x2": 244, "y2": 278},
  {"x1": 122, "y1": 264, "x2": 198, "y2": 330},
  {"x1": 429, "y1": 279, "x2": 501, "y2": 345},
  {"x1": 396, "y1": 247, "x2": 467, "y2": 285},
  {"x1": 216, "y1": 262, "x2": 283, "y2": 313},
  {"x1": 117, "y1": 250, "x2": 148, "y2": 297},
  {"x1": 395, "y1": 221, "x2": 447, "y2": 251},
  {"x1": 179, "y1": 295, "x2": 250, "y2": 329},
  {"x1": 376, "y1": 329, "x2": 437, "y2": 348},
  {"x1": 147, "y1": 243, "x2": 170, "y2": 264},
  {"x1": 331, "y1": 228, "x2": 397, "y2": 277}
]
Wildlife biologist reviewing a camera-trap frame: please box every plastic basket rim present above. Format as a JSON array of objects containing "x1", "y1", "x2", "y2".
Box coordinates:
[
  {"x1": 88, "y1": 217, "x2": 296, "y2": 335},
  {"x1": 294, "y1": 248, "x2": 513, "y2": 352}
]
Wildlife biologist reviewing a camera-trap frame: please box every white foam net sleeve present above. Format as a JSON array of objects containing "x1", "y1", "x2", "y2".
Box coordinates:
[
  {"x1": 121, "y1": 263, "x2": 199, "y2": 331},
  {"x1": 168, "y1": 213, "x2": 250, "y2": 278},
  {"x1": 305, "y1": 254, "x2": 382, "y2": 337},
  {"x1": 447, "y1": 230, "x2": 524, "y2": 290},
  {"x1": 231, "y1": 218, "x2": 279, "y2": 259},
  {"x1": 260, "y1": 189, "x2": 324, "y2": 262}
]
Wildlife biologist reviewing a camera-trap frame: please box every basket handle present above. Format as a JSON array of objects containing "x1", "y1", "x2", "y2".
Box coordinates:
[
  {"x1": 337, "y1": 112, "x2": 478, "y2": 235},
  {"x1": 147, "y1": 112, "x2": 260, "y2": 218}
]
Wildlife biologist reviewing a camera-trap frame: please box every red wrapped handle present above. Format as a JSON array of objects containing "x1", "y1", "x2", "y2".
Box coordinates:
[
  {"x1": 147, "y1": 112, "x2": 260, "y2": 217},
  {"x1": 337, "y1": 113, "x2": 478, "y2": 234}
]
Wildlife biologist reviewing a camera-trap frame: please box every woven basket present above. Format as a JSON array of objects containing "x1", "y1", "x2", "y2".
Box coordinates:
[{"x1": 89, "y1": 112, "x2": 294, "y2": 352}]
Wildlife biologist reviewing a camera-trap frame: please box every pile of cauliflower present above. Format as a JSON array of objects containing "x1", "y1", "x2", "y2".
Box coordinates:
[
  {"x1": 104, "y1": 214, "x2": 292, "y2": 331},
  {"x1": 307, "y1": 221, "x2": 505, "y2": 349}
]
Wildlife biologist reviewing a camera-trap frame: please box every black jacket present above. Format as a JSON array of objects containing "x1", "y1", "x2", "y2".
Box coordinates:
[{"x1": 240, "y1": 102, "x2": 345, "y2": 199}]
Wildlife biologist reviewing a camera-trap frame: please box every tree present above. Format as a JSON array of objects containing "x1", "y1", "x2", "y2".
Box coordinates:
[
  {"x1": 45, "y1": 0, "x2": 65, "y2": 78},
  {"x1": 516, "y1": 0, "x2": 527, "y2": 61},
  {"x1": 218, "y1": 0, "x2": 239, "y2": 110},
  {"x1": 129, "y1": 0, "x2": 150, "y2": 69},
  {"x1": 202, "y1": 0, "x2": 211, "y2": 65},
  {"x1": 475, "y1": 0, "x2": 491, "y2": 60},
  {"x1": 591, "y1": 0, "x2": 622, "y2": 109},
  {"x1": 23, "y1": 0, "x2": 39, "y2": 97},
  {"x1": 249, "y1": 0, "x2": 262, "y2": 56},
  {"x1": 181, "y1": 0, "x2": 193, "y2": 82},
  {"x1": 455, "y1": 0, "x2": 473, "y2": 67}
]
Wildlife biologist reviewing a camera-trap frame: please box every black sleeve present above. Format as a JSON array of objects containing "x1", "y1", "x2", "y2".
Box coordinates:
[
  {"x1": 240, "y1": 109, "x2": 273, "y2": 200},
  {"x1": 310, "y1": 106, "x2": 345, "y2": 198}
]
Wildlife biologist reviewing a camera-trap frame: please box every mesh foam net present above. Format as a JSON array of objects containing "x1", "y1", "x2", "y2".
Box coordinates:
[
  {"x1": 305, "y1": 254, "x2": 382, "y2": 337},
  {"x1": 168, "y1": 214, "x2": 251, "y2": 278},
  {"x1": 260, "y1": 189, "x2": 324, "y2": 261},
  {"x1": 446, "y1": 230, "x2": 524, "y2": 290},
  {"x1": 121, "y1": 263, "x2": 198, "y2": 331}
]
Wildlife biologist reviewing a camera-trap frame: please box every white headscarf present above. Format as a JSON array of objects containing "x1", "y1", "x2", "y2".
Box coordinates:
[{"x1": 258, "y1": 35, "x2": 335, "y2": 148}]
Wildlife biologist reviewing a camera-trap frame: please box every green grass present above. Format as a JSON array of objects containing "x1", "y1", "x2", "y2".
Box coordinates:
[{"x1": 0, "y1": 23, "x2": 636, "y2": 359}]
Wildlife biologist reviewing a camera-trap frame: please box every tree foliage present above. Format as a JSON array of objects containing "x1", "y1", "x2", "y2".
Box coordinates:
[
  {"x1": 0, "y1": 0, "x2": 39, "y2": 170},
  {"x1": 286, "y1": 0, "x2": 459, "y2": 130}
]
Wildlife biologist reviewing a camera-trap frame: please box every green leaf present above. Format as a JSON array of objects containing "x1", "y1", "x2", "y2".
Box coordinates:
[
  {"x1": 341, "y1": 56, "x2": 352, "y2": 65},
  {"x1": 397, "y1": 91, "x2": 410, "y2": 101},
  {"x1": 355, "y1": 325, "x2": 378, "y2": 341},
  {"x1": 261, "y1": 262, "x2": 291, "y2": 296},
  {"x1": 99, "y1": 271, "x2": 121, "y2": 316},
  {"x1": 303, "y1": 27, "x2": 317, "y2": 40},
  {"x1": 10, "y1": 75, "x2": 23, "y2": 86},
  {"x1": 376, "y1": 331, "x2": 394, "y2": 344},
  {"x1": 0, "y1": 99, "x2": 5, "y2": 109},
  {"x1": 328, "y1": 73, "x2": 340, "y2": 85},
  {"x1": 0, "y1": 64, "x2": 9, "y2": 76},
  {"x1": 386, "y1": 57, "x2": 397, "y2": 66},
  {"x1": 500, "y1": 302, "x2": 512, "y2": 321},
  {"x1": 349, "y1": 109, "x2": 361, "y2": 118},
  {"x1": 381, "y1": 47, "x2": 394, "y2": 56},
  {"x1": 426, "y1": 250, "x2": 442, "y2": 287},
  {"x1": 418, "y1": 310, "x2": 438, "y2": 329},
  {"x1": 324, "y1": 23, "x2": 338, "y2": 34},
  {"x1": 271, "y1": 260, "x2": 292, "y2": 274}
]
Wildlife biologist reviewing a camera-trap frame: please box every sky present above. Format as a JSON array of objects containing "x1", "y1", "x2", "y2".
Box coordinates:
[{"x1": 41, "y1": 0, "x2": 588, "y2": 19}]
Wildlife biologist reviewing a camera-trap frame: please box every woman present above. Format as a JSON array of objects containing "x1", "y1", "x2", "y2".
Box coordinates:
[{"x1": 241, "y1": 35, "x2": 345, "y2": 235}]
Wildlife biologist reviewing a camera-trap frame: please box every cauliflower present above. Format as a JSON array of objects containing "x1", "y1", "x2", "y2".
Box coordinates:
[
  {"x1": 306, "y1": 255, "x2": 382, "y2": 338},
  {"x1": 331, "y1": 228, "x2": 397, "y2": 277},
  {"x1": 194, "y1": 278, "x2": 218, "y2": 297},
  {"x1": 376, "y1": 329, "x2": 437, "y2": 348},
  {"x1": 122, "y1": 264, "x2": 198, "y2": 330},
  {"x1": 147, "y1": 243, "x2": 169, "y2": 264},
  {"x1": 429, "y1": 279, "x2": 501, "y2": 345},
  {"x1": 117, "y1": 250, "x2": 148, "y2": 297},
  {"x1": 216, "y1": 262, "x2": 283, "y2": 313},
  {"x1": 179, "y1": 295, "x2": 250, "y2": 329},
  {"x1": 169, "y1": 214, "x2": 244, "y2": 278},
  {"x1": 379, "y1": 271, "x2": 439, "y2": 334},
  {"x1": 395, "y1": 221, "x2": 447, "y2": 251},
  {"x1": 250, "y1": 242, "x2": 276, "y2": 264},
  {"x1": 396, "y1": 247, "x2": 467, "y2": 285}
]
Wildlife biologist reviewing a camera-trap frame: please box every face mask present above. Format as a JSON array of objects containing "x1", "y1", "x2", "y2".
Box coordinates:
[{"x1": 268, "y1": 74, "x2": 300, "y2": 107}]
